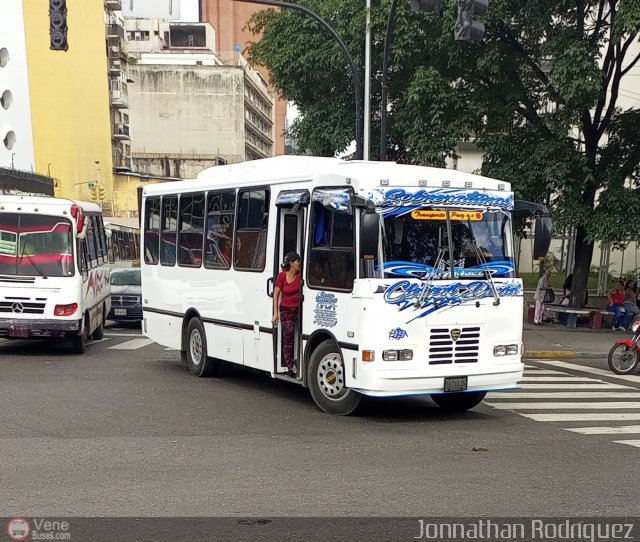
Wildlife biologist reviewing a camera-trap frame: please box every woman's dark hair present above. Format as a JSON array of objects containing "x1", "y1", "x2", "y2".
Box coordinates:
[
  {"x1": 281, "y1": 251, "x2": 300, "y2": 271},
  {"x1": 562, "y1": 274, "x2": 573, "y2": 291}
]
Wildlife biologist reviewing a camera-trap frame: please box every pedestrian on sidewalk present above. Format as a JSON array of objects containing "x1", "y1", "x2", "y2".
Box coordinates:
[
  {"x1": 607, "y1": 279, "x2": 627, "y2": 331},
  {"x1": 533, "y1": 268, "x2": 552, "y2": 325},
  {"x1": 624, "y1": 280, "x2": 640, "y2": 329}
]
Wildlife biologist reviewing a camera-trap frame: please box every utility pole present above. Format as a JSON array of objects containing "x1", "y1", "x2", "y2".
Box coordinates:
[{"x1": 364, "y1": 0, "x2": 371, "y2": 160}]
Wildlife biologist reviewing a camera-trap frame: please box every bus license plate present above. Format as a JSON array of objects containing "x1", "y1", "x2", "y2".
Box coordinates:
[
  {"x1": 444, "y1": 376, "x2": 467, "y2": 392},
  {"x1": 115, "y1": 309, "x2": 127, "y2": 316}
]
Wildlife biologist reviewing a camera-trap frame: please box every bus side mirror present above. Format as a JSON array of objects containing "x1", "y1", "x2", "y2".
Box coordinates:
[
  {"x1": 360, "y1": 212, "x2": 380, "y2": 260},
  {"x1": 533, "y1": 217, "x2": 552, "y2": 260}
]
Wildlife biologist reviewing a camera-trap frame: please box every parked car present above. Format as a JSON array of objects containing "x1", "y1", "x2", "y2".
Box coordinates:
[{"x1": 107, "y1": 268, "x2": 142, "y2": 323}]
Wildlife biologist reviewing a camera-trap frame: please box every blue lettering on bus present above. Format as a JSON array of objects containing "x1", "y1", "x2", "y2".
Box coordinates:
[
  {"x1": 380, "y1": 261, "x2": 515, "y2": 279},
  {"x1": 383, "y1": 280, "x2": 522, "y2": 322},
  {"x1": 370, "y1": 188, "x2": 514, "y2": 216}
]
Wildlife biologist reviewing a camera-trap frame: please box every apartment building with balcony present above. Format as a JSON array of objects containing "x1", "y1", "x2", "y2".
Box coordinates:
[
  {"x1": 105, "y1": 2, "x2": 133, "y2": 174},
  {"x1": 124, "y1": 21, "x2": 275, "y2": 178}
]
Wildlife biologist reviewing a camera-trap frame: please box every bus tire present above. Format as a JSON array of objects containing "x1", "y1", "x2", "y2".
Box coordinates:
[
  {"x1": 71, "y1": 315, "x2": 89, "y2": 354},
  {"x1": 185, "y1": 317, "x2": 226, "y2": 377},
  {"x1": 91, "y1": 305, "x2": 105, "y2": 340},
  {"x1": 308, "y1": 340, "x2": 361, "y2": 416},
  {"x1": 431, "y1": 391, "x2": 486, "y2": 412}
]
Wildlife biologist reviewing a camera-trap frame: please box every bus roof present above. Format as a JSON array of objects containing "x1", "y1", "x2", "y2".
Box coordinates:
[
  {"x1": 142, "y1": 156, "x2": 512, "y2": 196},
  {"x1": 0, "y1": 194, "x2": 103, "y2": 214}
]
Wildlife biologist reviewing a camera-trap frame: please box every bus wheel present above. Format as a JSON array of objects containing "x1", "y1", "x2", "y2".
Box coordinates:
[
  {"x1": 431, "y1": 391, "x2": 486, "y2": 412},
  {"x1": 308, "y1": 340, "x2": 361, "y2": 415},
  {"x1": 71, "y1": 315, "x2": 89, "y2": 354},
  {"x1": 91, "y1": 305, "x2": 105, "y2": 340},
  {"x1": 185, "y1": 317, "x2": 226, "y2": 377}
]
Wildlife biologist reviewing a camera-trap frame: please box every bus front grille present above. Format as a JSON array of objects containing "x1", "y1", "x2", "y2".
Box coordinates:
[
  {"x1": 0, "y1": 301, "x2": 46, "y2": 314},
  {"x1": 428, "y1": 327, "x2": 480, "y2": 364}
]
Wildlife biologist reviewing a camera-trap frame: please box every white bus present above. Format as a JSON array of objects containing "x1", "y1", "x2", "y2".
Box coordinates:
[
  {"x1": 141, "y1": 156, "x2": 550, "y2": 415},
  {"x1": 0, "y1": 195, "x2": 111, "y2": 353},
  {"x1": 104, "y1": 220, "x2": 141, "y2": 268}
]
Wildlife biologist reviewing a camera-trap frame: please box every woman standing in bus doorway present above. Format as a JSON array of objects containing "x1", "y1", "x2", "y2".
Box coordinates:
[{"x1": 272, "y1": 252, "x2": 301, "y2": 376}]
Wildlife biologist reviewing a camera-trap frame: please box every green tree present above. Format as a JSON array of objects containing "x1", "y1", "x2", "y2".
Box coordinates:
[{"x1": 247, "y1": 0, "x2": 640, "y2": 307}]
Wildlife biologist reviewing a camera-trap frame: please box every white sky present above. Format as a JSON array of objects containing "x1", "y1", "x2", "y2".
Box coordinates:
[{"x1": 179, "y1": 0, "x2": 199, "y2": 21}]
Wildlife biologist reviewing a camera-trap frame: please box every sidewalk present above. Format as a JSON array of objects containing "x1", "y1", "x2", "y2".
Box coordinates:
[{"x1": 523, "y1": 321, "x2": 620, "y2": 359}]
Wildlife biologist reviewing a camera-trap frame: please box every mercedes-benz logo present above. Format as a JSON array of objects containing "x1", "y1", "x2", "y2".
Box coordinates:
[
  {"x1": 11, "y1": 302, "x2": 24, "y2": 314},
  {"x1": 450, "y1": 328, "x2": 462, "y2": 342}
]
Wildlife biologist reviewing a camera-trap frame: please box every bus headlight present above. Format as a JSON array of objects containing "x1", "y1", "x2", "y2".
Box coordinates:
[
  {"x1": 383, "y1": 349, "x2": 413, "y2": 361},
  {"x1": 494, "y1": 344, "x2": 519, "y2": 356}
]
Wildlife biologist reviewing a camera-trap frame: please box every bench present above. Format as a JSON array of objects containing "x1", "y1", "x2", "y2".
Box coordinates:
[{"x1": 527, "y1": 304, "x2": 612, "y2": 329}]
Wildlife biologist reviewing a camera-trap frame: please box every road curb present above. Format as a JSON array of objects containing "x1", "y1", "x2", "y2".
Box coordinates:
[{"x1": 523, "y1": 350, "x2": 576, "y2": 360}]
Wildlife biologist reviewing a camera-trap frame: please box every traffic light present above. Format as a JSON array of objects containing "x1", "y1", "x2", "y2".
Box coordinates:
[
  {"x1": 49, "y1": 0, "x2": 68, "y2": 51},
  {"x1": 410, "y1": 0, "x2": 443, "y2": 15},
  {"x1": 98, "y1": 184, "x2": 106, "y2": 201},
  {"x1": 454, "y1": 0, "x2": 489, "y2": 43},
  {"x1": 90, "y1": 185, "x2": 98, "y2": 201}
]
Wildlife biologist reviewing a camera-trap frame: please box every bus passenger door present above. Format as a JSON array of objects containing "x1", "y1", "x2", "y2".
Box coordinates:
[{"x1": 271, "y1": 190, "x2": 309, "y2": 377}]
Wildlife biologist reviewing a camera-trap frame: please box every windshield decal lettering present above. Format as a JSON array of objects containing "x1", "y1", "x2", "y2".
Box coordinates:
[
  {"x1": 370, "y1": 188, "x2": 514, "y2": 216},
  {"x1": 383, "y1": 280, "x2": 522, "y2": 322},
  {"x1": 380, "y1": 260, "x2": 515, "y2": 279}
]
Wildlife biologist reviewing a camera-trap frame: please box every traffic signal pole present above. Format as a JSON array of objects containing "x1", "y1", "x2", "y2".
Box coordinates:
[{"x1": 233, "y1": 0, "x2": 364, "y2": 160}]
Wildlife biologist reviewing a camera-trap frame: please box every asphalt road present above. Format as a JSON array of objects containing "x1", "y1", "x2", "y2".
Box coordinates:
[{"x1": 1, "y1": 325, "x2": 640, "y2": 517}]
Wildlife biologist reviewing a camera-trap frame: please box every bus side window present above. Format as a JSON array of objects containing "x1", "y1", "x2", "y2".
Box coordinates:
[
  {"x1": 144, "y1": 198, "x2": 161, "y2": 265},
  {"x1": 204, "y1": 190, "x2": 235, "y2": 270},
  {"x1": 78, "y1": 240, "x2": 89, "y2": 278},
  {"x1": 308, "y1": 197, "x2": 355, "y2": 292},
  {"x1": 86, "y1": 218, "x2": 98, "y2": 269},
  {"x1": 234, "y1": 189, "x2": 269, "y2": 272},
  {"x1": 177, "y1": 193, "x2": 205, "y2": 267},
  {"x1": 160, "y1": 196, "x2": 178, "y2": 266}
]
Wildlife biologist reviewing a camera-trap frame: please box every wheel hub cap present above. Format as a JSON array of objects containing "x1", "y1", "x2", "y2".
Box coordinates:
[
  {"x1": 190, "y1": 329, "x2": 202, "y2": 366},
  {"x1": 317, "y1": 354, "x2": 346, "y2": 400}
]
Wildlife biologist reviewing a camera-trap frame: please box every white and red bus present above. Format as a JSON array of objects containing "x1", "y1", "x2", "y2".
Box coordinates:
[{"x1": 0, "y1": 195, "x2": 111, "y2": 353}]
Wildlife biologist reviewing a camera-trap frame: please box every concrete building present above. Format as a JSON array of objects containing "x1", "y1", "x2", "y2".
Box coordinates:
[
  {"x1": 199, "y1": 0, "x2": 287, "y2": 156},
  {"x1": 124, "y1": 19, "x2": 275, "y2": 177}
]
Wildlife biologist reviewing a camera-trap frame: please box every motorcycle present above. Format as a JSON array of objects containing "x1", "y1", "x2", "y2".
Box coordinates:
[{"x1": 608, "y1": 316, "x2": 640, "y2": 374}]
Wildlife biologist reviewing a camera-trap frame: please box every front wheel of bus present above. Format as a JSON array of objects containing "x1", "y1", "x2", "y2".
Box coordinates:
[
  {"x1": 308, "y1": 340, "x2": 361, "y2": 416},
  {"x1": 431, "y1": 391, "x2": 486, "y2": 412},
  {"x1": 185, "y1": 317, "x2": 226, "y2": 377},
  {"x1": 71, "y1": 315, "x2": 89, "y2": 354}
]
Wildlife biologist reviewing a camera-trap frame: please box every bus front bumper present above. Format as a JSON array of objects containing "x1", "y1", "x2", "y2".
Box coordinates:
[
  {"x1": 0, "y1": 318, "x2": 80, "y2": 338},
  {"x1": 351, "y1": 363, "x2": 524, "y2": 397}
]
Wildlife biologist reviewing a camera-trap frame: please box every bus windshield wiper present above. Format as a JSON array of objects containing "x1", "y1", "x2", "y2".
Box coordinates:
[
  {"x1": 467, "y1": 220, "x2": 498, "y2": 306},
  {"x1": 19, "y1": 243, "x2": 48, "y2": 279}
]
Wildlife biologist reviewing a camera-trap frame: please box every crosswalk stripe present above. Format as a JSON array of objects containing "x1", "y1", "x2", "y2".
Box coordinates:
[
  {"x1": 105, "y1": 332, "x2": 143, "y2": 337},
  {"x1": 564, "y1": 426, "x2": 640, "y2": 435},
  {"x1": 534, "y1": 360, "x2": 640, "y2": 384},
  {"x1": 520, "y1": 413, "x2": 640, "y2": 422},
  {"x1": 613, "y1": 440, "x2": 640, "y2": 448},
  {"x1": 523, "y1": 370, "x2": 569, "y2": 375},
  {"x1": 487, "y1": 401, "x2": 640, "y2": 410},
  {"x1": 520, "y1": 377, "x2": 600, "y2": 382},
  {"x1": 165, "y1": 347, "x2": 178, "y2": 351},
  {"x1": 522, "y1": 383, "x2": 630, "y2": 389},
  {"x1": 87, "y1": 338, "x2": 112, "y2": 346},
  {"x1": 487, "y1": 392, "x2": 640, "y2": 399},
  {"x1": 108, "y1": 338, "x2": 154, "y2": 350}
]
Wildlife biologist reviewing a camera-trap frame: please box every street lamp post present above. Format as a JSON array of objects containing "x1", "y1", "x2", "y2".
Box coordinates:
[{"x1": 233, "y1": 0, "x2": 364, "y2": 160}]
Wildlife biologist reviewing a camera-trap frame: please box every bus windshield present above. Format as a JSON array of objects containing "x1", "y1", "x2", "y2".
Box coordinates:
[
  {"x1": 377, "y1": 209, "x2": 514, "y2": 280},
  {"x1": 0, "y1": 213, "x2": 74, "y2": 277}
]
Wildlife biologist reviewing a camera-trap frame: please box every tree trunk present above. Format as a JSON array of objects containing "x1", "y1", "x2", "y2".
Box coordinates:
[{"x1": 570, "y1": 225, "x2": 594, "y2": 308}]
